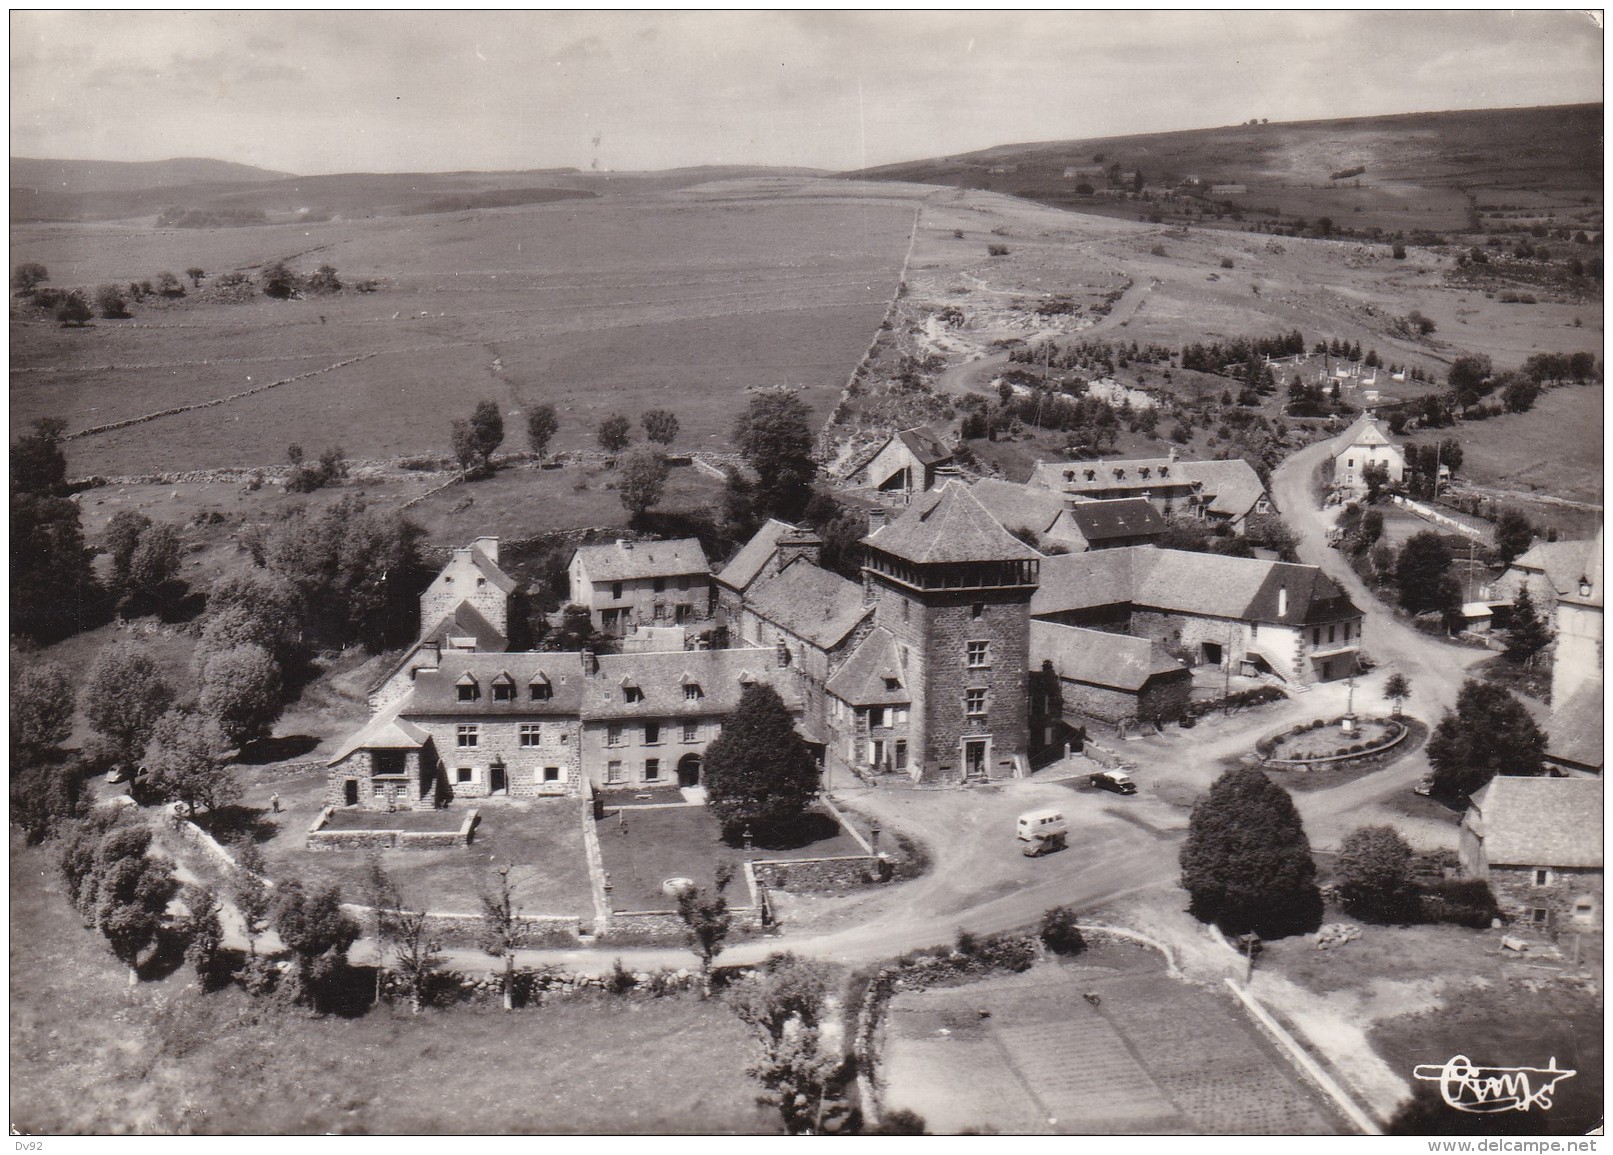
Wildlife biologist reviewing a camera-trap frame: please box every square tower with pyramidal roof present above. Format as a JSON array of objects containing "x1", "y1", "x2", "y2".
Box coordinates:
[{"x1": 859, "y1": 481, "x2": 1041, "y2": 783}]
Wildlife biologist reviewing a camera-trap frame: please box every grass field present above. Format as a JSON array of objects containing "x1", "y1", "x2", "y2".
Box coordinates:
[
  {"x1": 1445, "y1": 385, "x2": 1604, "y2": 506},
  {"x1": 12, "y1": 189, "x2": 916, "y2": 478},
  {"x1": 8, "y1": 834, "x2": 775, "y2": 1135}
]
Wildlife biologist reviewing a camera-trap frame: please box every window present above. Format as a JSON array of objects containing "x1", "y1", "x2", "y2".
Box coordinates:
[
  {"x1": 494, "y1": 681, "x2": 516, "y2": 702},
  {"x1": 971, "y1": 603, "x2": 985, "y2": 619},
  {"x1": 893, "y1": 706, "x2": 909, "y2": 725},
  {"x1": 683, "y1": 721, "x2": 698, "y2": 743},
  {"x1": 1534, "y1": 868, "x2": 1553, "y2": 887},
  {"x1": 1312, "y1": 628, "x2": 1322, "y2": 646},
  {"x1": 457, "y1": 724, "x2": 479, "y2": 748},
  {"x1": 606, "y1": 724, "x2": 623, "y2": 747},
  {"x1": 895, "y1": 740, "x2": 908, "y2": 770},
  {"x1": 624, "y1": 686, "x2": 645, "y2": 704},
  {"x1": 884, "y1": 677, "x2": 901, "y2": 692},
  {"x1": 1251, "y1": 622, "x2": 1259, "y2": 638},
  {"x1": 869, "y1": 706, "x2": 886, "y2": 728},
  {"x1": 965, "y1": 689, "x2": 987, "y2": 717},
  {"x1": 654, "y1": 577, "x2": 666, "y2": 593},
  {"x1": 967, "y1": 641, "x2": 990, "y2": 667},
  {"x1": 530, "y1": 681, "x2": 552, "y2": 701},
  {"x1": 520, "y1": 723, "x2": 541, "y2": 748},
  {"x1": 1328, "y1": 625, "x2": 1336, "y2": 644},
  {"x1": 542, "y1": 766, "x2": 561, "y2": 783},
  {"x1": 644, "y1": 722, "x2": 660, "y2": 745},
  {"x1": 457, "y1": 681, "x2": 480, "y2": 702},
  {"x1": 374, "y1": 750, "x2": 406, "y2": 776},
  {"x1": 456, "y1": 767, "x2": 473, "y2": 784},
  {"x1": 1531, "y1": 908, "x2": 1549, "y2": 924},
  {"x1": 645, "y1": 758, "x2": 660, "y2": 782},
  {"x1": 684, "y1": 683, "x2": 703, "y2": 700},
  {"x1": 611, "y1": 581, "x2": 623, "y2": 600},
  {"x1": 606, "y1": 760, "x2": 624, "y2": 784}
]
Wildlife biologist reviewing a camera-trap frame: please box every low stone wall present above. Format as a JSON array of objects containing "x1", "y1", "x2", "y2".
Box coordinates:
[
  {"x1": 382, "y1": 965, "x2": 703, "y2": 1004},
  {"x1": 751, "y1": 854, "x2": 889, "y2": 891},
  {"x1": 306, "y1": 807, "x2": 478, "y2": 851},
  {"x1": 600, "y1": 905, "x2": 767, "y2": 943}
]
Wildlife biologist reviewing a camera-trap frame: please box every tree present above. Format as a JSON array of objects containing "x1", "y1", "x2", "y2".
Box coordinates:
[
  {"x1": 1179, "y1": 766, "x2": 1322, "y2": 937},
  {"x1": 104, "y1": 511, "x2": 153, "y2": 590},
  {"x1": 1492, "y1": 510, "x2": 1536, "y2": 567},
  {"x1": 81, "y1": 644, "x2": 173, "y2": 768},
  {"x1": 12, "y1": 416, "x2": 70, "y2": 497},
  {"x1": 478, "y1": 865, "x2": 522, "y2": 1011},
  {"x1": 154, "y1": 271, "x2": 185, "y2": 298},
  {"x1": 270, "y1": 880, "x2": 359, "y2": 1008},
  {"x1": 12, "y1": 261, "x2": 49, "y2": 292},
  {"x1": 180, "y1": 883, "x2": 228, "y2": 989},
  {"x1": 124, "y1": 521, "x2": 183, "y2": 607},
  {"x1": 56, "y1": 290, "x2": 93, "y2": 327},
  {"x1": 642, "y1": 408, "x2": 680, "y2": 447},
  {"x1": 58, "y1": 809, "x2": 124, "y2": 920},
  {"x1": 596, "y1": 414, "x2": 632, "y2": 453},
  {"x1": 676, "y1": 864, "x2": 733, "y2": 996},
  {"x1": 451, "y1": 399, "x2": 505, "y2": 476},
  {"x1": 306, "y1": 264, "x2": 342, "y2": 295},
  {"x1": 1361, "y1": 460, "x2": 1391, "y2": 502},
  {"x1": 364, "y1": 859, "x2": 439, "y2": 1013},
  {"x1": 727, "y1": 953, "x2": 848, "y2": 1134},
  {"x1": 1382, "y1": 673, "x2": 1412, "y2": 716},
  {"x1": 616, "y1": 446, "x2": 669, "y2": 521},
  {"x1": 1039, "y1": 906, "x2": 1087, "y2": 956},
  {"x1": 1501, "y1": 377, "x2": 1542, "y2": 413},
  {"x1": 1426, "y1": 680, "x2": 1548, "y2": 799},
  {"x1": 262, "y1": 261, "x2": 298, "y2": 299},
  {"x1": 1503, "y1": 584, "x2": 1551, "y2": 667},
  {"x1": 232, "y1": 842, "x2": 273, "y2": 963},
  {"x1": 185, "y1": 267, "x2": 205, "y2": 287},
  {"x1": 199, "y1": 571, "x2": 301, "y2": 666},
  {"x1": 198, "y1": 644, "x2": 283, "y2": 748},
  {"x1": 1395, "y1": 531, "x2": 1459, "y2": 617},
  {"x1": 703, "y1": 683, "x2": 820, "y2": 841},
  {"x1": 95, "y1": 284, "x2": 129, "y2": 319},
  {"x1": 1447, "y1": 354, "x2": 1494, "y2": 410},
  {"x1": 12, "y1": 492, "x2": 98, "y2": 642},
  {"x1": 12, "y1": 760, "x2": 87, "y2": 846},
  {"x1": 1335, "y1": 826, "x2": 1416, "y2": 921},
  {"x1": 11, "y1": 660, "x2": 75, "y2": 763},
  {"x1": 91, "y1": 824, "x2": 177, "y2": 984},
  {"x1": 526, "y1": 403, "x2": 559, "y2": 458},
  {"x1": 144, "y1": 709, "x2": 239, "y2": 815},
  {"x1": 733, "y1": 390, "x2": 816, "y2": 521}
]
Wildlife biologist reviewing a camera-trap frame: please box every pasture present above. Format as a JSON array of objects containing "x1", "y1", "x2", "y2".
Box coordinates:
[
  {"x1": 13, "y1": 187, "x2": 916, "y2": 478},
  {"x1": 1446, "y1": 385, "x2": 1604, "y2": 506}
]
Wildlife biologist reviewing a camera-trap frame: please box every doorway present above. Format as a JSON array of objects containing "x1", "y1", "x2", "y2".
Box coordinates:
[
  {"x1": 489, "y1": 762, "x2": 507, "y2": 795},
  {"x1": 964, "y1": 739, "x2": 988, "y2": 780},
  {"x1": 677, "y1": 752, "x2": 702, "y2": 787},
  {"x1": 1201, "y1": 641, "x2": 1223, "y2": 667},
  {"x1": 344, "y1": 779, "x2": 359, "y2": 807}
]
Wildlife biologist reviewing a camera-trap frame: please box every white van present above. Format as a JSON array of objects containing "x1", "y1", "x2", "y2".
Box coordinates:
[{"x1": 1016, "y1": 808, "x2": 1068, "y2": 856}]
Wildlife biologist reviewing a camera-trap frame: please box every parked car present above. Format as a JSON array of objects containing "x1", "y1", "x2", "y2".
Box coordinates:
[
  {"x1": 1016, "y1": 807, "x2": 1068, "y2": 856},
  {"x1": 1089, "y1": 770, "x2": 1137, "y2": 795}
]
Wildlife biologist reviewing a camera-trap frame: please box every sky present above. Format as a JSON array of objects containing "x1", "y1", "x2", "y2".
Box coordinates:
[{"x1": 10, "y1": 10, "x2": 1605, "y2": 175}]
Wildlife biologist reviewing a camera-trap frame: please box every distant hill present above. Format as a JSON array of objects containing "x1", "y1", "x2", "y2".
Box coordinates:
[
  {"x1": 840, "y1": 104, "x2": 1602, "y2": 236},
  {"x1": 11, "y1": 156, "x2": 293, "y2": 195}
]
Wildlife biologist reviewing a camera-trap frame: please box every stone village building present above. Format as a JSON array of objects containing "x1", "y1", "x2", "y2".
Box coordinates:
[
  {"x1": 1028, "y1": 452, "x2": 1272, "y2": 534},
  {"x1": 330, "y1": 478, "x2": 1364, "y2": 805},
  {"x1": 568, "y1": 537, "x2": 712, "y2": 636},
  {"x1": 1330, "y1": 413, "x2": 1407, "y2": 495},
  {"x1": 1459, "y1": 775, "x2": 1602, "y2": 936}
]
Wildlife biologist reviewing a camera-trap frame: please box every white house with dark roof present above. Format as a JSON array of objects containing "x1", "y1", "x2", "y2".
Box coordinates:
[
  {"x1": 569, "y1": 537, "x2": 712, "y2": 635},
  {"x1": 1459, "y1": 776, "x2": 1602, "y2": 934},
  {"x1": 854, "y1": 425, "x2": 955, "y2": 499},
  {"x1": 1331, "y1": 414, "x2": 1406, "y2": 493},
  {"x1": 1029, "y1": 452, "x2": 1272, "y2": 532}
]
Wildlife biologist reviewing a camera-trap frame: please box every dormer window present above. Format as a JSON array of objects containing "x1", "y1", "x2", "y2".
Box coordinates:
[
  {"x1": 884, "y1": 677, "x2": 902, "y2": 692},
  {"x1": 529, "y1": 673, "x2": 552, "y2": 701},
  {"x1": 1084, "y1": 469, "x2": 1096, "y2": 481},
  {"x1": 1064, "y1": 470, "x2": 1075, "y2": 482},
  {"x1": 492, "y1": 672, "x2": 515, "y2": 702},
  {"x1": 684, "y1": 683, "x2": 703, "y2": 701},
  {"x1": 1140, "y1": 467, "x2": 1151, "y2": 479},
  {"x1": 1114, "y1": 468, "x2": 1125, "y2": 480},
  {"x1": 622, "y1": 677, "x2": 644, "y2": 704},
  {"x1": 456, "y1": 673, "x2": 480, "y2": 702}
]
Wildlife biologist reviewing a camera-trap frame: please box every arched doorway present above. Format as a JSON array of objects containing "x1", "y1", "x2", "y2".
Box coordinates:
[{"x1": 678, "y1": 753, "x2": 702, "y2": 787}]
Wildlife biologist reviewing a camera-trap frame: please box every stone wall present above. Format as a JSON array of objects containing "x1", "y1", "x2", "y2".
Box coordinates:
[
  {"x1": 416, "y1": 716, "x2": 585, "y2": 800},
  {"x1": 305, "y1": 807, "x2": 478, "y2": 851},
  {"x1": 751, "y1": 854, "x2": 888, "y2": 891},
  {"x1": 1488, "y1": 865, "x2": 1603, "y2": 935}
]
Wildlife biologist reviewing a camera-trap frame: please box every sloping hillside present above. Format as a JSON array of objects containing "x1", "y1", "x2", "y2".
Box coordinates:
[{"x1": 11, "y1": 156, "x2": 292, "y2": 194}]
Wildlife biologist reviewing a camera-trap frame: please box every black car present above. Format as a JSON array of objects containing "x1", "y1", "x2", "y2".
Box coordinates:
[{"x1": 1089, "y1": 771, "x2": 1137, "y2": 795}]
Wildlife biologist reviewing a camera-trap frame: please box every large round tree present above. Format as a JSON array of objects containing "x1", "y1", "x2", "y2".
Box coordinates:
[
  {"x1": 703, "y1": 682, "x2": 818, "y2": 842},
  {"x1": 1179, "y1": 766, "x2": 1321, "y2": 938}
]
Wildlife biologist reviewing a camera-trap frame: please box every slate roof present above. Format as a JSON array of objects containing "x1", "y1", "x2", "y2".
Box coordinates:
[
  {"x1": 1546, "y1": 679, "x2": 1604, "y2": 771},
  {"x1": 1466, "y1": 776, "x2": 1603, "y2": 869},
  {"x1": 1066, "y1": 499, "x2": 1167, "y2": 541},
  {"x1": 864, "y1": 481, "x2": 1043, "y2": 565},
  {"x1": 586, "y1": 648, "x2": 801, "y2": 721},
  {"x1": 1032, "y1": 546, "x2": 1360, "y2": 625},
  {"x1": 1028, "y1": 455, "x2": 1268, "y2": 520},
  {"x1": 1333, "y1": 413, "x2": 1397, "y2": 453},
  {"x1": 468, "y1": 547, "x2": 519, "y2": 595},
  {"x1": 896, "y1": 425, "x2": 953, "y2": 467},
  {"x1": 1031, "y1": 621, "x2": 1188, "y2": 692},
  {"x1": 327, "y1": 699, "x2": 431, "y2": 765},
  {"x1": 1189, "y1": 458, "x2": 1270, "y2": 519},
  {"x1": 716, "y1": 519, "x2": 800, "y2": 592},
  {"x1": 573, "y1": 538, "x2": 710, "y2": 582},
  {"x1": 970, "y1": 478, "x2": 1068, "y2": 536},
  {"x1": 744, "y1": 559, "x2": 870, "y2": 649},
  {"x1": 1510, "y1": 538, "x2": 1600, "y2": 597},
  {"x1": 825, "y1": 627, "x2": 912, "y2": 706},
  {"x1": 422, "y1": 602, "x2": 508, "y2": 652},
  {"x1": 403, "y1": 652, "x2": 588, "y2": 718}
]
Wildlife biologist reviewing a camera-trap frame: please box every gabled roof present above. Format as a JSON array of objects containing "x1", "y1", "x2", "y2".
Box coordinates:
[
  {"x1": 404, "y1": 653, "x2": 587, "y2": 717},
  {"x1": 1546, "y1": 679, "x2": 1604, "y2": 771},
  {"x1": 1031, "y1": 621, "x2": 1188, "y2": 692},
  {"x1": 716, "y1": 519, "x2": 800, "y2": 592},
  {"x1": 864, "y1": 481, "x2": 1043, "y2": 565},
  {"x1": 1032, "y1": 546, "x2": 1360, "y2": 625},
  {"x1": 1189, "y1": 458, "x2": 1270, "y2": 519},
  {"x1": 469, "y1": 546, "x2": 519, "y2": 595},
  {"x1": 1510, "y1": 538, "x2": 1599, "y2": 597},
  {"x1": 422, "y1": 601, "x2": 508, "y2": 653},
  {"x1": 327, "y1": 699, "x2": 431, "y2": 766},
  {"x1": 586, "y1": 648, "x2": 801, "y2": 721},
  {"x1": 825, "y1": 627, "x2": 912, "y2": 706},
  {"x1": 1333, "y1": 413, "x2": 1397, "y2": 452},
  {"x1": 573, "y1": 537, "x2": 710, "y2": 582},
  {"x1": 1029, "y1": 456, "x2": 1198, "y2": 496},
  {"x1": 1066, "y1": 499, "x2": 1167, "y2": 541},
  {"x1": 745, "y1": 560, "x2": 871, "y2": 650},
  {"x1": 1466, "y1": 776, "x2": 1603, "y2": 869},
  {"x1": 896, "y1": 425, "x2": 953, "y2": 467},
  {"x1": 969, "y1": 478, "x2": 1068, "y2": 537}
]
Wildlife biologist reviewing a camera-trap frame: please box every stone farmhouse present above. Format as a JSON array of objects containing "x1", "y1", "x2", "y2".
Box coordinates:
[
  {"x1": 568, "y1": 537, "x2": 712, "y2": 635},
  {"x1": 852, "y1": 425, "x2": 955, "y2": 500},
  {"x1": 1029, "y1": 620, "x2": 1191, "y2": 731},
  {"x1": 1330, "y1": 413, "x2": 1406, "y2": 494},
  {"x1": 1029, "y1": 452, "x2": 1272, "y2": 534},
  {"x1": 969, "y1": 480, "x2": 1166, "y2": 553},
  {"x1": 1459, "y1": 776, "x2": 1602, "y2": 936}
]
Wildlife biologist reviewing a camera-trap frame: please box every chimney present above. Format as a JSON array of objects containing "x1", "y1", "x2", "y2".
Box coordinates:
[
  {"x1": 474, "y1": 535, "x2": 500, "y2": 563},
  {"x1": 1277, "y1": 586, "x2": 1288, "y2": 618},
  {"x1": 867, "y1": 507, "x2": 888, "y2": 532},
  {"x1": 776, "y1": 529, "x2": 822, "y2": 573},
  {"x1": 1169, "y1": 446, "x2": 1179, "y2": 463},
  {"x1": 582, "y1": 649, "x2": 599, "y2": 676}
]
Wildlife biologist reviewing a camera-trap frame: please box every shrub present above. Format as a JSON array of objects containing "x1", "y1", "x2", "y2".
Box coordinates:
[
  {"x1": 975, "y1": 934, "x2": 1036, "y2": 973},
  {"x1": 954, "y1": 929, "x2": 979, "y2": 957},
  {"x1": 1418, "y1": 879, "x2": 1499, "y2": 928},
  {"x1": 1220, "y1": 257, "x2": 1235, "y2": 269},
  {"x1": 1039, "y1": 906, "x2": 1086, "y2": 956},
  {"x1": 986, "y1": 244, "x2": 1009, "y2": 257}
]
